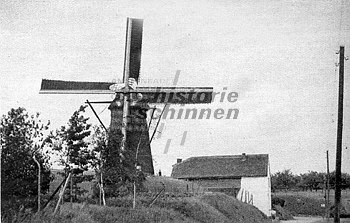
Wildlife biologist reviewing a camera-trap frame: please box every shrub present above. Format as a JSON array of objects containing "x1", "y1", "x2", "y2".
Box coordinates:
[
  {"x1": 271, "y1": 196, "x2": 285, "y2": 207},
  {"x1": 272, "y1": 205, "x2": 294, "y2": 220},
  {"x1": 276, "y1": 194, "x2": 325, "y2": 216}
]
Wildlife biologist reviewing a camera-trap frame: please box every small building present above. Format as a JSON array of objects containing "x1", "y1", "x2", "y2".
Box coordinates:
[{"x1": 171, "y1": 153, "x2": 272, "y2": 216}]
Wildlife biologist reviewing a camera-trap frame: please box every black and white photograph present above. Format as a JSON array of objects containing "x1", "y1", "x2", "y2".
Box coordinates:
[{"x1": 1, "y1": 0, "x2": 350, "y2": 222}]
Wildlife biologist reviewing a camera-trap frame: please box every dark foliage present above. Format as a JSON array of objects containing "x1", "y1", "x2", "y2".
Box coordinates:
[
  {"x1": 271, "y1": 169, "x2": 297, "y2": 191},
  {"x1": 47, "y1": 105, "x2": 93, "y2": 200},
  {"x1": 274, "y1": 194, "x2": 325, "y2": 216},
  {"x1": 272, "y1": 205, "x2": 294, "y2": 220},
  {"x1": 49, "y1": 105, "x2": 92, "y2": 170},
  {"x1": 98, "y1": 127, "x2": 145, "y2": 197},
  {"x1": 1, "y1": 108, "x2": 52, "y2": 215},
  {"x1": 271, "y1": 169, "x2": 350, "y2": 191}
]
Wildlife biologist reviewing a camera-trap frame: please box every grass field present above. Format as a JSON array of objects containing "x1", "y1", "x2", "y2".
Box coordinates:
[
  {"x1": 273, "y1": 189, "x2": 350, "y2": 217},
  {"x1": 273, "y1": 189, "x2": 350, "y2": 203},
  {"x1": 7, "y1": 192, "x2": 271, "y2": 223},
  {"x1": 3, "y1": 174, "x2": 272, "y2": 223}
]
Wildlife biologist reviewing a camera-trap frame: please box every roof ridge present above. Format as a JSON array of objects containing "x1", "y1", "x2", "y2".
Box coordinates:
[{"x1": 184, "y1": 154, "x2": 268, "y2": 161}]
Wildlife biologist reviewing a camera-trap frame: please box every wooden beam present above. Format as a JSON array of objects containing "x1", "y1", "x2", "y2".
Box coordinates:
[
  {"x1": 86, "y1": 100, "x2": 108, "y2": 132},
  {"x1": 39, "y1": 90, "x2": 112, "y2": 94}
]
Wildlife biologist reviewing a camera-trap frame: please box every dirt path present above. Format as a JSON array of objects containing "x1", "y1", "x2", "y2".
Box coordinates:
[
  {"x1": 314, "y1": 219, "x2": 350, "y2": 223},
  {"x1": 280, "y1": 217, "x2": 324, "y2": 223},
  {"x1": 281, "y1": 217, "x2": 350, "y2": 223}
]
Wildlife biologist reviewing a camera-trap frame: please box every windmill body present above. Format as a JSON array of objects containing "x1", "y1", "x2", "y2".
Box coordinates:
[{"x1": 40, "y1": 18, "x2": 213, "y2": 175}]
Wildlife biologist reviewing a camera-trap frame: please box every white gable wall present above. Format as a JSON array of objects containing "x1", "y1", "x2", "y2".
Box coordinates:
[{"x1": 238, "y1": 176, "x2": 271, "y2": 216}]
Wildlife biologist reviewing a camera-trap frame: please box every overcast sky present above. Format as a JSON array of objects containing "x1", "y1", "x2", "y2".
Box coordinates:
[{"x1": 1, "y1": 0, "x2": 350, "y2": 176}]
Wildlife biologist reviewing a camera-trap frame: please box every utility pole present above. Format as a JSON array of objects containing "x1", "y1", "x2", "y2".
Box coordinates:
[
  {"x1": 334, "y1": 46, "x2": 345, "y2": 223},
  {"x1": 326, "y1": 150, "x2": 330, "y2": 219}
]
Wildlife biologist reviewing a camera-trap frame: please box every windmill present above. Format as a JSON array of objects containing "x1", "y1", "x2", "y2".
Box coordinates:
[{"x1": 40, "y1": 18, "x2": 213, "y2": 175}]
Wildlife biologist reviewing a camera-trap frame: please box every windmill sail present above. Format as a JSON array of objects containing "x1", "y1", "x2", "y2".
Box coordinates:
[
  {"x1": 39, "y1": 79, "x2": 113, "y2": 94},
  {"x1": 40, "y1": 79, "x2": 213, "y2": 104},
  {"x1": 128, "y1": 19, "x2": 143, "y2": 83}
]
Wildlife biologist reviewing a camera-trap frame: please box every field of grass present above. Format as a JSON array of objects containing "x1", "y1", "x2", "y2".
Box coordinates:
[
  {"x1": 273, "y1": 190, "x2": 350, "y2": 217},
  {"x1": 3, "y1": 175, "x2": 271, "y2": 223},
  {"x1": 273, "y1": 189, "x2": 350, "y2": 203},
  {"x1": 20, "y1": 192, "x2": 271, "y2": 223}
]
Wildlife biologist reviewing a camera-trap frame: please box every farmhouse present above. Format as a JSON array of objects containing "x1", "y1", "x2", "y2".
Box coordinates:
[{"x1": 171, "y1": 153, "x2": 272, "y2": 216}]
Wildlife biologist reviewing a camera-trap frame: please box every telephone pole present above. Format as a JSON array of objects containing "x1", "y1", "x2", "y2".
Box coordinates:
[
  {"x1": 334, "y1": 46, "x2": 345, "y2": 223},
  {"x1": 326, "y1": 150, "x2": 330, "y2": 219}
]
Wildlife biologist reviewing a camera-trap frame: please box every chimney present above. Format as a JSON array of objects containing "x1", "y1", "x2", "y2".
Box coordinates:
[{"x1": 177, "y1": 158, "x2": 182, "y2": 164}]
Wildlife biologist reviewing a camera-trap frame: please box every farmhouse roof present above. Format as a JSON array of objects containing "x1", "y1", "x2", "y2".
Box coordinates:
[{"x1": 171, "y1": 154, "x2": 269, "y2": 179}]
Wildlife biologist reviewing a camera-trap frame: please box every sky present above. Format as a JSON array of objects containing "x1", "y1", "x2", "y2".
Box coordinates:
[{"x1": 1, "y1": 0, "x2": 350, "y2": 176}]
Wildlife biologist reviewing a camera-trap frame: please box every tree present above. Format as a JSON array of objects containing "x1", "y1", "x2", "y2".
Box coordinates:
[
  {"x1": 271, "y1": 169, "x2": 298, "y2": 191},
  {"x1": 90, "y1": 125, "x2": 108, "y2": 204},
  {"x1": 299, "y1": 171, "x2": 325, "y2": 191},
  {"x1": 329, "y1": 171, "x2": 350, "y2": 189},
  {"x1": 50, "y1": 105, "x2": 92, "y2": 170},
  {"x1": 1, "y1": 108, "x2": 52, "y2": 207},
  {"x1": 100, "y1": 127, "x2": 130, "y2": 197},
  {"x1": 97, "y1": 125, "x2": 145, "y2": 197},
  {"x1": 48, "y1": 105, "x2": 93, "y2": 201},
  {"x1": 90, "y1": 125, "x2": 108, "y2": 171}
]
